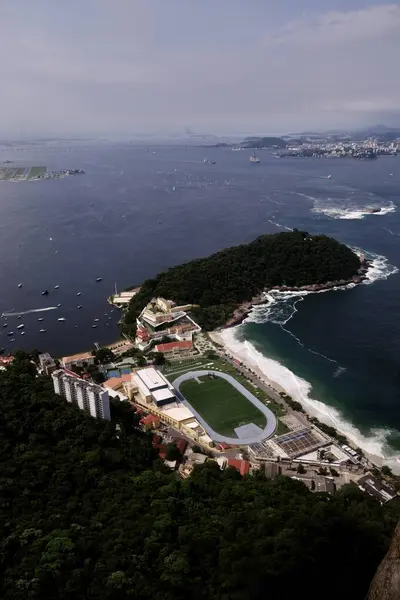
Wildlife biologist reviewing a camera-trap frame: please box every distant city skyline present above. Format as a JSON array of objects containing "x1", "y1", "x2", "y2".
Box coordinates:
[{"x1": 0, "y1": 1, "x2": 399, "y2": 138}]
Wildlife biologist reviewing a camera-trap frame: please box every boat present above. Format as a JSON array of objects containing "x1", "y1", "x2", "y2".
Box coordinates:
[
  {"x1": 54, "y1": 285, "x2": 60, "y2": 290},
  {"x1": 7, "y1": 332, "x2": 14, "y2": 336},
  {"x1": 92, "y1": 324, "x2": 98, "y2": 328},
  {"x1": 249, "y1": 152, "x2": 260, "y2": 164},
  {"x1": 77, "y1": 292, "x2": 82, "y2": 296},
  {"x1": 365, "y1": 207, "x2": 381, "y2": 214},
  {"x1": 41, "y1": 290, "x2": 49, "y2": 296},
  {"x1": 18, "y1": 283, "x2": 22, "y2": 288},
  {"x1": 57, "y1": 317, "x2": 66, "y2": 322},
  {"x1": 20, "y1": 332, "x2": 25, "y2": 336},
  {"x1": 203, "y1": 159, "x2": 216, "y2": 165},
  {"x1": 38, "y1": 318, "x2": 44, "y2": 322},
  {"x1": 39, "y1": 329, "x2": 47, "y2": 333},
  {"x1": 57, "y1": 303, "x2": 62, "y2": 308},
  {"x1": 17, "y1": 315, "x2": 21, "y2": 320},
  {"x1": 94, "y1": 318, "x2": 99, "y2": 322},
  {"x1": 2, "y1": 323, "x2": 7, "y2": 328},
  {"x1": 77, "y1": 305, "x2": 82, "y2": 309},
  {"x1": 96, "y1": 278, "x2": 102, "y2": 282},
  {"x1": 327, "y1": 174, "x2": 332, "y2": 179},
  {"x1": 17, "y1": 324, "x2": 24, "y2": 329}
]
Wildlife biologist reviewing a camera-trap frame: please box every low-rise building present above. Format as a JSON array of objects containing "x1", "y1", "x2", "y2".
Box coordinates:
[
  {"x1": 154, "y1": 340, "x2": 194, "y2": 359},
  {"x1": 358, "y1": 474, "x2": 398, "y2": 504},
  {"x1": 39, "y1": 352, "x2": 57, "y2": 375},
  {"x1": 227, "y1": 458, "x2": 250, "y2": 476},
  {"x1": 52, "y1": 369, "x2": 110, "y2": 420},
  {"x1": 61, "y1": 351, "x2": 95, "y2": 370}
]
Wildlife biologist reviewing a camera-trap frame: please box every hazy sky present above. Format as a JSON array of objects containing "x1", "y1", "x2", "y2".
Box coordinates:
[{"x1": 1, "y1": 0, "x2": 399, "y2": 137}]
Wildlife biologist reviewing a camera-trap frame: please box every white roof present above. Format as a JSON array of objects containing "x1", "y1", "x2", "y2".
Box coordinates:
[
  {"x1": 136, "y1": 367, "x2": 169, "y2": 391},
  {"x1": 182, "y1": 419, "x2": 201, "y2": 429},
  {"x1": 161, "y1": 405, "x2": 195, "y2": 422},
  {"x1": 152, "y1": 388, "x2": 176, "y2": 403}
]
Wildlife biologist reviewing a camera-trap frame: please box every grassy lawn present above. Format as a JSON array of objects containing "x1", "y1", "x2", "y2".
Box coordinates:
[{"x1": 180, "y1": 375, "x2": 267, "y2": 437}]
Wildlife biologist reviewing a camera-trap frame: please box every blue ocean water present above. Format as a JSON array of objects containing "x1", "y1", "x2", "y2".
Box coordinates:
[{"x1": 0, "y1": 141, "x2": 399, "y2": 462}]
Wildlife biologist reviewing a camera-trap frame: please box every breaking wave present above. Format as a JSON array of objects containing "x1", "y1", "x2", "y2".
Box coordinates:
[
  {"x1": 219, "y1": 328, "x2": 400, "y2": 472},
  {"x1": 225, "y1": 249, "x2": 400, "y2": 470}
]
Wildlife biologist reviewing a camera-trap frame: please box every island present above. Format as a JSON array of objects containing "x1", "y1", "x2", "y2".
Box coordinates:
[{"x1": 123, "y1": 230, "x2": 364, "y2": 336}]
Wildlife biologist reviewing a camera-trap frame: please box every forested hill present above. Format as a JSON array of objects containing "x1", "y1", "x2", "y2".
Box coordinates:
[
  {"x1": 0, "y1": 354, "x2": 398, "y2": 600},
  {"x1": 124, "y1": 231, "x2": 361, "y2": 332}
]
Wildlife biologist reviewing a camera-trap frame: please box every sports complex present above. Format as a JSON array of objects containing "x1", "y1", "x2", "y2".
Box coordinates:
[{"x1": 172, "y1": 369, "x2": 277, "y2": 445}]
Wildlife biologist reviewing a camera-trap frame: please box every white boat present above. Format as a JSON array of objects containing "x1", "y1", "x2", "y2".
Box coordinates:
[
  {"x1": 77, "y1": 292, "x2": 82, "y2": 296},
  {"x1": 58, "y1": 317, "x2": 66, "y2": 322},
  {"x1": 77, "y1": 305, "x2": 82, "y2": 309},
  {"x1": 96, "y1": 278, "x2": 102, "y2": 282},
  {"x1": 39, "y1": 329, "x2": 47, "y2": 333},
  {"x1": 249, "y1": 152, "x2": 260, "y2": 164},
  {"x1": 92, "y1": 324, "x2": 98, "y2": 328},
  {"x1": 94, "y1": 318, "x2": 99, "y2": 322},
  {"x1": 38, "y1": 318, "x2": 44, "y2": 322},
  {"x1": 17, "y1": 324, "x2": 24, "y2": 329},
  {"x1": 20, "y1": 332, "x2": 25, "y2": 336},
  {"x1": 57, "y1": 303, "x2": 62, "y2": 308},
  {"x1": 326, "y1": 174, "x2": 332, "y2": 179},
  {"x1": 18, "y1": 283, "x2": 22, "y2": 288}
]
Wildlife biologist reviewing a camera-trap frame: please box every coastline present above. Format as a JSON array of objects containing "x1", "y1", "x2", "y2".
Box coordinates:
[
  {"x1": 223, "y1": 262, "x2": 369, "y2": 328},
  {"x1": 211, "y1": 326, "x2": 394, "y2": 470}
]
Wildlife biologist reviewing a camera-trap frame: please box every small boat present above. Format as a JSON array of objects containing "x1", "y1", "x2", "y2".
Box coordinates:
[
  {"x1": 58, "y1": 317, "x2": 66, "y2": 322},
  {"x1": 92, "y1": 324, "x2": 98, "y2": 328},
  {"x1": 17, "y1": 324, "x2": 24, "y2": 329},
  {"x1": 94, "y1": 318, "x2": 99, "y2": 322},
  {"x1": 7, "y1": 332, "x2": 14, "y2": 336},
  {"x1": 17, "y1": 315, "x2": 21, "y2": 320},
  {"x1": 96, "y1": 278, "x2": 102, "y2": 282},
  {"x1": 54, "y1": 285, "x2": 60, "y2": 290},
  {"x1": 77, "y1": 305, "x2": 82, "y2": 309},
  {"x1": 326, "y1": 174, "x2": 332, "y2": 180},
  {"x1": 39, "y1": 329, "x2": 47, "y2": 333},
  {"x1": 18, "y1": 283, "x2": 22, "y2": 288},
  {"x1": 20, "y1": 332, "x2": 25, "y2": 336},
  {"x1": 41, "y1": 290, "x2": 49, "y2": 296},
  {"x1": 77, "y1": 292, "x2": 82, "y2": 296},
  {"x1": 2, "y1": 323, "x2": 7, "y2": 328},
  {"x1": 57, "y1": 303, "x2": 62, "y2": 308},
  {"x1": 10, "y1": 339, "x2": 15, "y2": 342},
  {"x1": 38, "y1": 318, "x2": 44, "y2": 322},
  {"x1": 249, "y1": 152, "x2": 260, "y2": 164}
]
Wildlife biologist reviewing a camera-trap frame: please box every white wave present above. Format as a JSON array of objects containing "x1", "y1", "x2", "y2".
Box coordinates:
[
  {"x1": 220, "y1": 328, "x2": 400, "y2": 472},
  {"x1": 312, "y1": 200, "x2": 396, "y2": 220},
  {"x1": 362, "y1": 250, "x2": 399, "y2": 284},
  {"x1": 1, "y1": 306, "x2": 58, "y2": 317}
]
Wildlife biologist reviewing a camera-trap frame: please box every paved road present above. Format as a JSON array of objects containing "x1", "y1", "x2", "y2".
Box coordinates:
[{"x1": 172, "y1": 369, "x2": 277, "y2": 445}]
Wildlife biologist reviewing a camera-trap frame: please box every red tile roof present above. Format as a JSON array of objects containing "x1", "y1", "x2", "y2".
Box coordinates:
[
  {"x1": 227, "y1": 459, "x2": 250, "y2": 476},
  {"x1": 155, "y1": 340, "x2": 193, "y2": 353},
  {"x1": 140, "y1": 414, "x2": 160, "y2": 427}
]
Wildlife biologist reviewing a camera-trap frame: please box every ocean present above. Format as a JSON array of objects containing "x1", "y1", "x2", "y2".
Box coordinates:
[{"x1": 0, "y1": 140, "x2": 399, "y2": 466}]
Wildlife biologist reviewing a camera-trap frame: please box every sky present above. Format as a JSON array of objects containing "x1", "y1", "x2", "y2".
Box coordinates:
[{"x1": 0, "y1": 0, "x2": 400, "y2": 138}]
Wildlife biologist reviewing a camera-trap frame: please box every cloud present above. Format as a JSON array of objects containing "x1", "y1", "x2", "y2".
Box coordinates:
[{"x1": 0, "y1": 1, "x2": 399, "y2": 136}]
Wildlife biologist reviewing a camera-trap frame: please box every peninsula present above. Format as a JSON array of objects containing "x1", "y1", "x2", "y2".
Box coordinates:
[{"x1": 123, "y1": 231, "x2": 363, "y2": 336}]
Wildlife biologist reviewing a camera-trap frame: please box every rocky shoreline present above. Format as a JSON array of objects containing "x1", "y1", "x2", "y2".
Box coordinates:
[{"x1": 224, "y1": 260, "x2": 370, "y2": 328}]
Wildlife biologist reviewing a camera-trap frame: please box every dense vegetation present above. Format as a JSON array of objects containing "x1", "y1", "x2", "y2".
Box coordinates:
[
  {"x1": 0, "y1": 354, "x2": 398, "y2": 600},
  {"x1": 123, "y1": 231, "x2": 361, "y2": 334},
  {"x1": 242, "y1": 136, "x2": 287, "y2": 148}
]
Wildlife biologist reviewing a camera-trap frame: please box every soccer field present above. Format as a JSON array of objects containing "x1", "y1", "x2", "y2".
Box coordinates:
[{"x1": 180, "y1": 375, "x2": 266, "y2": 437}]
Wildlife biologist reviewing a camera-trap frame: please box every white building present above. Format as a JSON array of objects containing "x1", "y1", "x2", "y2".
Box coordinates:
[
  {"x1": 52, "y1": 369, "x2": 111, "y2": 421},
  {"x1": 133, "y1": 367, "x2": 176, "y2": 407}
]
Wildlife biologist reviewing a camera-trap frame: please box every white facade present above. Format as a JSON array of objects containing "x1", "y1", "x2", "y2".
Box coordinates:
[{"x1": 52, "y1": 370, "x2": 110, "y2": 421}]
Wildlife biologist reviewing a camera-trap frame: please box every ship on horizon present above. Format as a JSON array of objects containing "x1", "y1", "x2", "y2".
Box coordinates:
[{"x1": 249, "y1": 152, "x2": 260, "y2": 164}]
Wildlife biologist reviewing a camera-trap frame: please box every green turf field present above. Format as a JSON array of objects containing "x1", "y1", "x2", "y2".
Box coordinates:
[{"x1": 180, "y1": 375, "x2": 266, "y2": 437}]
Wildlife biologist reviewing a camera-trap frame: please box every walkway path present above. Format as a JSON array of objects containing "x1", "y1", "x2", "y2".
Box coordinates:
[{"x1": 172, "y1": 370, "x2": 277, "y2": 445}]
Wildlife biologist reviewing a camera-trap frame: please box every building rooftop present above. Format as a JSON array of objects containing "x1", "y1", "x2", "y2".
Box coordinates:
[
  {"x1": 155, "y1": 340, "x2": 193, "y2": 353},
  {"x1": 228, "y1": 458, "x2": 250, "y2": 476},
  {"x1": 136, "y1": 367, "x2": 170, "y2": 391},
  {"x1": 103, "y1": 374, "x2": 131, "y2": 390},
  {"x1": 358, "y1": 475, "x2": 397, "y2": 504},
  {"x1": 140, "y1": 414, "x2": 160, "y2": 427},
  {"x1": 161, "y1": 405, "x2": 195, "y2": 422},
  {"x1": 152, "y1": 387, "x2": 176, "y2": 404},
  {"x1": 62, "y1": 351, "x2": 93, "y2": 364}
]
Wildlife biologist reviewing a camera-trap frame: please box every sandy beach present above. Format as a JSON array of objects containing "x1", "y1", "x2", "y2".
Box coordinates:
[{"x1": 210, "y1": 326, "x2": 391, "y2": 470}]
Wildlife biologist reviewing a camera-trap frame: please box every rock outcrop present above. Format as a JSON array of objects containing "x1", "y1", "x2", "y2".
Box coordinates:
[{"x1": 368, "y1": 522, "x2": 400, "y2": 600}]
